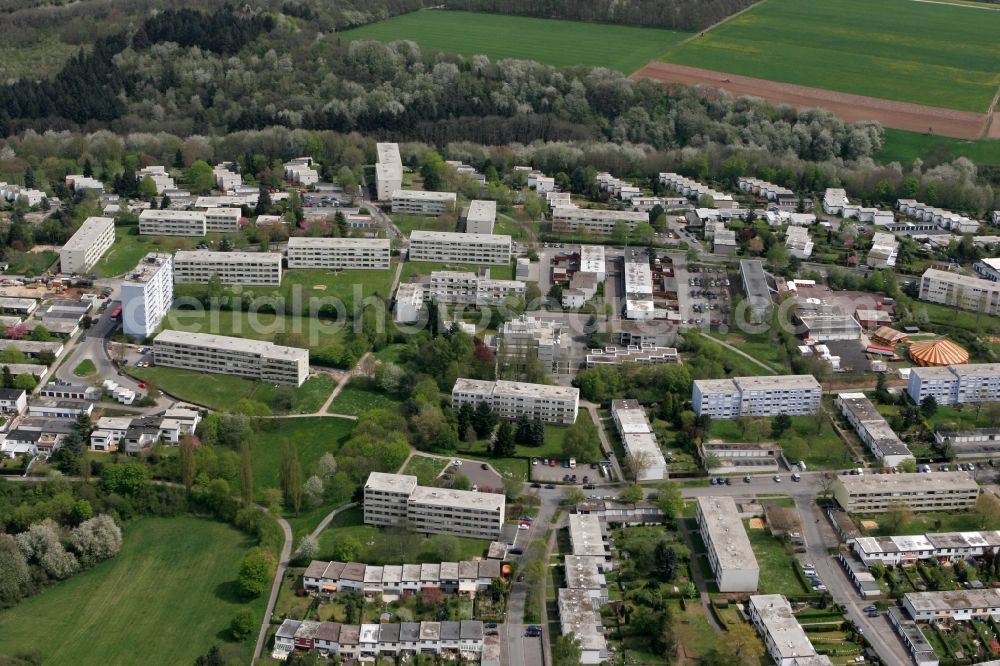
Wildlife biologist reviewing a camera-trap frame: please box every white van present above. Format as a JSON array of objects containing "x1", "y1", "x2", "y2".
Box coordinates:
[{"x1": 569, "y1": 458, "x2": 577, "y2": 469}]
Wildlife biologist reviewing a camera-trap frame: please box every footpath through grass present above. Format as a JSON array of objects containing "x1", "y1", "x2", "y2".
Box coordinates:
[
  {"x1": 343, "y1": 10, "x2": 689, "y2": 73},
  {"x1": 0, "y1": 517, "x2": 266, "y2": 665},
  {"x1": 664, "y1": 0, "x2": 1000, "y2": 112}
]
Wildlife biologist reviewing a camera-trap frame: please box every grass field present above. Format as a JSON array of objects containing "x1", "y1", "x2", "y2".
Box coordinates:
[
  {"x1": 878, "y1": 129, "x2": 1000, "y2": 166},
  {"x1": 0, "y1": 517, "x2": 265, "y2": 665},
  {"x1": 72, "y1": 359, "x2": 96, "y2": 377},
  {"x1": 327, "y1": 377, "x2": 402, "y2": 415},
  {"x1": 392, "y1": 213, "x2": 458, "y2": 236},
  {"x1": 127, "y1": 366, "x2": 336, "y2": 413},
  {"x1": 3, "y1": 251, "x2": 58, "y2": 276},
  {"x1": 707, "y1": 415, "x2": 852, "y2": 470},
  {"x1": 94, "y1": 230, "x2": 225, "y2": 277},
  {"x1": 746, "y1": 520, "x2": 809, "y2": 596},
  {"x1": 251, "y1": 417, "x2": 356, "y2": 498},
  {"x1": 663, "y1": 0, "x2": 1000, "y2": 112},
  {"x1": 400, "y1": 260, "x2": 506, "y2": 282},
  {"x1": 343, "y1": 10, "x2": 689, "y2": 72}
]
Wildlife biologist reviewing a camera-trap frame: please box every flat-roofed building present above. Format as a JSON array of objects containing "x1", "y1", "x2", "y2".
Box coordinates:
[
  {"x1": 557, "y1": 588, "x2": 609, "y2": 664},
  {"x1": 407, "y1": 486, "x2": 505, "y2": 540},
  {"x1": 391, "y1": 190, "x2": 456, "y2": 216},
  {"x1": 426, "y1": 271, "x2": 525, "y2": 306},
  {"x1": 121, "y1": 253, "x2": 173, "y2": 337},
  {"x1": 610, "y1": 399, "x2": 666, "y2": 481},
  {"x1": 286, "y1": 237, "x2": 390, "y2": 270},
  {"x1": 907, "y1": 363, "x2": 1000, "y2": 405},
  {"x1": 833, "y1": 471, "x2": 979, "y2": 513},
  {"x1": 451, "y1": 378, "x2": 579, "y2": 425},
  {"x1": 578, "y1": 245, "x2": 606, "y2": 282},
  {"x1": 393, "y1": 282, "x2": 426, "y2": 323},
  {"x1": 785, "y1": 225, "x2": 814, "y2": 259},
  {"x1": 0, "y1": 298, "x2": 37, "y2": 315},
  {"x1": 836, "y1": 393, "x2": 913, "y2": 467},
  {"x1": 496, "y1": 315, "x2": 572, "y2": 374},
  {"x1": 173, "y1": 250, "x2": 282, "y2": 286},
  {"x1": 408, "y1": 230, "x2": 511, "y2": 265},
  {"x1": 464, "y1": 200, "x2": 496, "y2": 235},
  {"x1": 138, "y1": 209, "x2": 207, "y2": 236},
  {"x1": 903, "y1": 590, "x2": 1000, "y2": 622},
  {"x1": 867, "y1": 232, "x2": 899, "y2": 268},
  {"x1": 551, "y1": 206, "x2": 648, "y2": 236},
  {"x1": 934, "y1": 428, "x2": 1000, "y2": 458},
  {"x1": 748, "y1": 595, "x2": 832, "y2": 666},
  {"x1": 740, "y1": 259, "x2": 773, "y2": 324},
  {"x1": 203, "y1": 207, "x2": 241, "y2": 233},
  {"x1": 887, "y1": 607, "x2": 939, "y2": 666},
  {"x1": 568, "y1": 513, "x2": 612, "y2": 569},
  {"x1": 919, "y1": 268, "x2": 1000, "y2": 315},
  {"x1": 153, "y1": 329, "x2": 309, "y2": 386},
  {"x1": 623, "y1": 258, "x2": 655, "y2": 321},
  {"x1": 375, "y1": 143, "x2": 402, "y2": 202},
  {"x1": 692, "y1": 375, "x2": 822, "y2": 419},
  {"x1": 563, "y1": 554, "x2": 608, "y2": 605},
  {"x1": 696, "y1": 496, "x2": 759, "y2": 592},
  {"x1": 851, "y1": 530, "x2": 1000, "y2": 567},
  {"x1": 60, "y1": 216, "x2": 115, "y2": 274},
  {"x1": 585, "y1": 345, "x2": 678, "y2": 367}
]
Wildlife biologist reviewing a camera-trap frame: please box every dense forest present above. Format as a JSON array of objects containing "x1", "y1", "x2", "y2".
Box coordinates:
[{"x1": 441, "y1": 0, "x2": 756, "y2": 32}]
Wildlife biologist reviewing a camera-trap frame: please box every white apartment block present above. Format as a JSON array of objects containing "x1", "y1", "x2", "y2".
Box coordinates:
[
  {"x1": 363, "y1": 472, "x2": 505, "y2": 540},
  {"x1": 451, "y1": 378, "x2": 579, "y2": 425},
  {"x1": 65, "y1": 175, "x2": 105, "y2": 194},
  {"x1": 611, "y1": 399, "x2": 667, "y2": 481},
  {"x1": 138, "y1": 166, "x2": 176, "y2": 194},
  {"x1": 527, "y1": 171, "x2": 554, "y2": 193},
  {"x1": 391, "y1": 190, "x2": 456, "y2": 216},
  {"x1": 748, "y1": 595, "x2": 833, "y2": 666},
  {"x1": 579, "y1": 245, "x2": 606, "y2": 282},
  {"x1": 173, "y1": 250, "x2": 282, "y2": 286},
  {"x1": 823, "y1": 188, "x2": 849, "y2": 215},
  {"x1": 464, "y1": 200, "x2": 496, "y2": 235},
  {"x1": 832, "y1": 471, "x2": 979, "y2": 513},
  {"x1": 213, "y1": 163, "x2": 242, "y2": 191},
  {"x1": 551, "y1": 206, "x2": 648, "y2": 236},
  {"x1": 427, "y1": 271, "x2": 525, "y2": 307},
  {"x1": 153, "y1": 329, "x2": 309, "y2": 386},
  {"x1": 408, "y1": 230, "x2": 511, "y2": 265},
  {"x1": 867, "y1": 232, "x2": 899, "y2": 268},
  {"x1": 60, "y1": 216, "x2": 115, "y2": 274},
  {"x1": 121, "y1": 253, "x2": 173, "y2": 338},
  {"x1": 836, "y1": 393, "x2": 913, "y2": 468},
  {"x1": 904, "y1": 590, "x2": 1000, "y2": 623},
  {"x1": 496, "y1": 315, "x2": 572, "y2": 374},
  {"x1": 393, "y1": 283, "x2": 426, "y2": 323},
  {"x1": 907, "y1": 363, "x2": 1000, "y2": 405},
  {"x1": 138, "y1": 209, "x2": 207, "y2": 236},
  {"x1": 692, "y1": 375, "x2": 822, "y2": 418},
  {"x1": 0, "y1": 183, "x2": 45, "y2": 207},
  {"x1": 375, "y1": 143, "x2": 403, "y2": 202},
  {"x1": 203, "y1": 207, "x2": 241, "y2": 233},
  {"x1": 897, "y1": 199, "x2": 980, "y2": 234},
  {"x1": 919, "y1": 268, "x2": 1000, "y2": 316},
  {"x1": 286, "y1": 237, "x2": 390, "y2": 270},
  {"x1": 284, "y1": 158, "x2": 318, "y2": 186},
  {"x1": 696, "y1": 496, "x2": 759, "y2": 592},
  {"x1": 737, "y1": 177, "x2": 797, "y2": 207}
]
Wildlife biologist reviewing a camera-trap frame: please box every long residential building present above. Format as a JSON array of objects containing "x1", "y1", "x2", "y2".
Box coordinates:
[
  {"x1": 740, "y1": 259, "x2": 773, "y2": 324},
  {"x1": 852, "y1": 529, "x2": 1000, "y2": 567},
  {"x1": 427, "y1": 271, "x2": 525, "y2": 306},
  {"x1": 138, "y1": 209, "x2": 207, "y2": 236},
  {"x1": 696, "y1": 496, "x2": 759, "y2": 592},
  {"x1": 585, "y1": 345, "x2": 679, "y2": 367},
  {"x1": 658, "y1": 172, "x2": 735, "y2": 208},
  {"x1": 692, "y1": 375, "x2": 822, "y2": 419},
  {"x1": 60, "y1": 216, "x2": 115, "y2": 274},
  {"x1": 610, "y1": 399, "x2": 667, "y2": 481},
  {"x1": 408, "y1": 230, "x2": 511, "y2": 265},
  {"x1": 451, "y1": 378, "x2": 579, "y2": 425},
  {"x1": 906, "y1": 363, "x2": 1000, "y2": 405},
  {"x1": 375, "y1": 143, "x2": 403, "y2": 202},
  {"x1": 173, "y1": 250, "x2": 282, "y2": 286},
  {"x1": 623, "y1": 259, "x2": 656, "y2": 321},
  {"x1": 835, "y1": 393, "x2": 913, "y2": 468},
  {"x1": 918, "y1": 268, "x2": 1000, "y2": 316},
  {"x1": 121, "y1": 253, "x2": 173, "y2": 337},
  {"x1": 391, "y1": 190, "x2": 456, "y2": 216},
  {"x1": 832, "y1": 471, "x2": 979, "y2": 513},
  {"x1": 153, "y1": 329, "x2": 309, "y2": 386},
  {"x1": 550, "y1": 206, "x2": 649, "y2": 236},
  {"x1": 303, "y1": 559, "x2": 502, "y2": 598},
  {"x1": 203, "y1": 207, "x2": 242, "y2": 233},
  {"x1": 903, "y1": 590, "x2": 1000, "y2": 623},
  {"x1": 286, "y1": 237, "x2": 391, "y2": 270},
  {"x1": 747, "y1": 595, "x2": 833, "y2": 666},
  {"x1": 363, "y1": 472, "x2": 504, "y2": 540}
]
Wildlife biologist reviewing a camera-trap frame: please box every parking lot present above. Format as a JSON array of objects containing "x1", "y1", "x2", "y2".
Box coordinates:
[
  {"x1": 529, "y1": 459, "x2": 603, "y2": 484},
  {"x1": 441, "y1": 458, "x2": 503, "y2": 492},
  {"x1": 685, "y1": 264, "x2": 731, "y2": 327}
]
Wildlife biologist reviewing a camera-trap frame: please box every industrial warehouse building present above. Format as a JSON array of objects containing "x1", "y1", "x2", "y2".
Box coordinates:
[{"x1": 153, "y1": 330, "x2": 309, "y2": 387}]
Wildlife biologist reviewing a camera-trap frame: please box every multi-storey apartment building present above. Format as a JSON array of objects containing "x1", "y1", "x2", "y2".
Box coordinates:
[
  {"x1": 495, "y1": 315, "x2": 572, "y2": 374},
  {"x1": 836, "y1": 393, "x2": 913, "y2": 468},
  {"x1": 391, "y1": 190, "x2": 456, "y2": 216},
  {"x1": 919, "y1": 268, "x2": 1000, "y2": 315},
  {"x1": 907, "y1": 363, "x2": 1000, "y2": 405},
  {"x1": 692, "y1": 375, "x2": 822, "y2": 418},
  {"x1": 153, "y1": 330, "x2": 309, "y2": 386},
  {"x1": 747, "y1": 595, "x2": 833, "y2": 666},
  {"x1": 362, "y1": 472, "x2": 505, "y2": 540},
  {"x1": 59, "y1": 216, "x2": 115, "y2": 274},
  {"x1": 696, "y1": 496, "x2": 759, "y2": 592},
  {"x1": 138, "y1": 209, "x2": 207, "y2": 236},
  {"x1": 464, "y1": 200, "x2": 496, "y2": 235},
  {"x1": 832, "y1": 471, "x2": 979, "y2": 513},
  {"x1": 451, "y1": 378, "x2": 579, "y2": 425},
  {"x1": 610, "y1": 399, "x2": 667, "y2": 481},
  {"x1": 203, "y1": 207, "x2": 241, "y2": 233},
  {"x1": 375, "y1": 143, "x2": 402, "y2": 202},
  {"x1": 408, "y1": 230, "x2": 511, "y2": 265},
  {"x1": 121, "y1": 253, "x2": 174, "y2": 337},
  {"x1": 286, "y1": 237, "x2": 391, "y2": 270},
  {"x1": 551, "y1": 206, "x2": 649, "y2": 235},
  {"x1": 173, "y1": 250, "x2": 283, "y2": 286}
]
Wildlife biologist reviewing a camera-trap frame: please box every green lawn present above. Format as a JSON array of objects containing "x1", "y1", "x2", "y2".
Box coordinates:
[
  {"x1": 402, "y1": 454, "x2": 450, "y2": 485},
  {"x1": 707, "y1": 415, "x2": 852, "y2": 470},
  {"x1": 327, "y1": 377, "x2": 402, "y2": 416},
  {"x1": 93, "y1": 230, "x2": 225, "y2": 277},
  {"x1": 878, "y1": 129, "x2": 1000, "y2": 166},
  {"x1": 0, "y1": 517, "x2": 266, "y2": 665},
  {"x1": 250, "y1": 417, "x2": 356, "y2": 499},
  {"x1": 746, "y1": 521, "x2": 809, "y2": 596},
  {"x1": 343, "y1": 10, "x2": 689, "y2": 72},
  {"x1": 72, "y1": 359, "x2": 97, "y2": 377},
  {"x1": 316, "y1": 506, "x2": 487, "y2": 564},
  {"x1": 664, "y1": 0, "x2": 1000, "y2": 112},
  {"x1": 392, "y1": 213, "x2": 457, "y2": 236},
  {"x1": 688, "y1": 334, "x2": 776, "y2": 377},
  {"x1": 127, "y1": 365, "x2": 336, "y2": 413},
  {"x1": 400, "y1": 260, "x2": 504, "y2": 283},
  {"x1": 4, "y1": 251, "x2": 57, "y2": 276},
  {"x1": 860, "y1": 510, "x2": 1000, "y2": 537}
]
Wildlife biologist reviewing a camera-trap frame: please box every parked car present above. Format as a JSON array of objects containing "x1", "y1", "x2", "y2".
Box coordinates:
[{"x1": 773, "y1": 475, "x2": 782, "y2": 483}]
